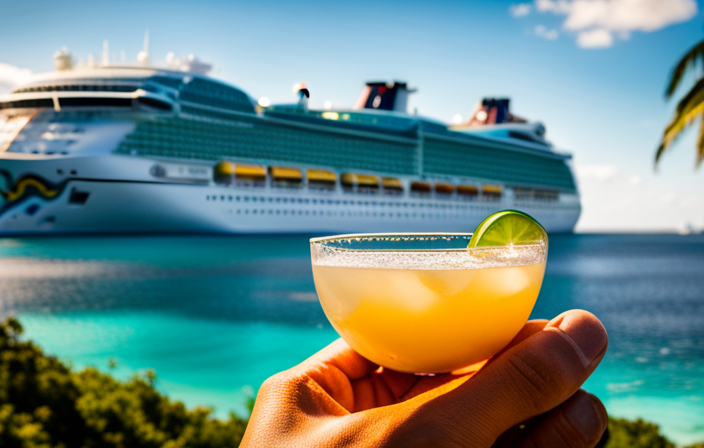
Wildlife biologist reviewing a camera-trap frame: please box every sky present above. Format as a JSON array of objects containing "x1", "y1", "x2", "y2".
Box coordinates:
[{"x1": 1, "y1": 0, "x2": 703, "y2": 232}]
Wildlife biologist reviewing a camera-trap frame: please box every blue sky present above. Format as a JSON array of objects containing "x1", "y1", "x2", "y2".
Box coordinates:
[{"x1": 1, "y1": 0, "x2": 703, "y2": 231}]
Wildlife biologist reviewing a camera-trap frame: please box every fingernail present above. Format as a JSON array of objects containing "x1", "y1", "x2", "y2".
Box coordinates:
[
  {"x1": 547, "y1": 311, "x2": 608, "y2": 366},
  {"x1": 564, "y1": 392, "x2": 607, "y2": 443}
]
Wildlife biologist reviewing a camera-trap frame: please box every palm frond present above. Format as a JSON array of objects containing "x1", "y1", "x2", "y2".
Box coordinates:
[
  {"x1": 665, "y1": 39, "x2": 704, "y2": 99},
  {"x1": 661, "y1": 78, "x2": 704, "y2": 141},
  {"x1": 697, "y1": 120, "x2": 704, "y2": 167},
  {"x1": 673, "y1": 77, "x2": 704, "y2": 116},
  {"x1": 656, "y1": 82, "x2": 704, "y2": 166}
]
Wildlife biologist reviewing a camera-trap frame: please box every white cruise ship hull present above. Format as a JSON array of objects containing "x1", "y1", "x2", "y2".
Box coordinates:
[{"x1": 0, "y1": 156, "x2": 579, "y2": 235}]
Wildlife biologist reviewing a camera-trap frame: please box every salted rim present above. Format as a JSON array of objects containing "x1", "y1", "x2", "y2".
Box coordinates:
[
  {"x1": 310, "y1": 233, "x2": 547, "y2": 270},
  {"x1": 310, "y1": 232, "x2": 474, "y2": 251}
]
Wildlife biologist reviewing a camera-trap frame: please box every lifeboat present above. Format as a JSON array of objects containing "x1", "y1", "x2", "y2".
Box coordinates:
[
  {"x1": 482, "y1": 185, "x2": 503, "y2": 199},
  {"x1": 434, "y1": 182, "x2": 454, "y2": 195},
  {"x1": 307, "y1": 169, "x2": 337, "y2": 189},
  {"x1": 271, "y1": 167, "x2": 303, "y2": 187},
  {"x1": 410, "y1": 181, "x2": 431, "y2": 194},
  {"x1": 382, "y1": 177, "x2": 404, "y2": 194},
  {"x1": 341, "y1": 173, "x2": 380, "y2": 192},
  {"x1": 457, "y1": 185, "x2": 478, "y2": 198},
  {"x1": 214, "y1": 161, "x2": 236, "y2": 184}
]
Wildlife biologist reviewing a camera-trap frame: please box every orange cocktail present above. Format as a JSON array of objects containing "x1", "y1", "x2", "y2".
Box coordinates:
[{"x1": 311, "y1": 233, "x2": 547, "y2": 374}]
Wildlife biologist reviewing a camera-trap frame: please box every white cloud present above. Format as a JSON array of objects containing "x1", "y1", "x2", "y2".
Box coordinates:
[
  {"x1": 575, "y1": 164, "x2": 619, "y2": 183},
  {"x1": 510, "y1": 3, "x2": 532, "y2": 17},
  {"x1": 564, "y1": 0, "x2": 697, "y2": 33},
  {"x1": 536, "y1": 0, "x2": 572, "y2": 13},
  {"x1": 0, "y1": 62, "x2": 32, "y2": 94},
  {"x1": 577, "y1": 28, "x2": 613, "y2": 48},
  {"x1": 629, "y1": 175, "x2": 642, "y2": 186},
  {"x1": 529, "y1": 0, "x2": 698, "y2": 48},
  {"x1": 535, "y1": 25, "x2": 560, "y2": 40}
]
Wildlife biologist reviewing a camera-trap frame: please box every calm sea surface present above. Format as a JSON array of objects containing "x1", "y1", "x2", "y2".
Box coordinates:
[{"x1": 1, "y1": 234, "x2": 703, "y2": 445}]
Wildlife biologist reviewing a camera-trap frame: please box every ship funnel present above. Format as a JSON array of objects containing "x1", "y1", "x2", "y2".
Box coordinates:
[
  {"x1": 292, "y1": 82, "x2": 309, "y2": 108},
  {"x1": 465, "y1": 98, "x2": 527, "y2": 127},
  {"x1": 353, "y1": 81, "x2": 415, "y2": 113}
]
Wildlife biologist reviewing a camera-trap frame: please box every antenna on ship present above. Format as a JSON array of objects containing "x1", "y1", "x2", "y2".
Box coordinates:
[
  {"x1": 102, "y1": 40, "x2": 110, "y2": 66},
  {"x1": 137, "y1": 29, "x2": 150, "y2": 66}
]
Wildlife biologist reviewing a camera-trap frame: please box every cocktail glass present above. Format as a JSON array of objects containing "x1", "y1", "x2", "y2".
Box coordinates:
[{"x1": 310, "y1": 233, "x2": 548, "y2": 374}]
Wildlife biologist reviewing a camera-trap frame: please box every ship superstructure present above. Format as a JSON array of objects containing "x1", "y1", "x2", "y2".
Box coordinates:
[{"x1": 0, "y1": 49, "x2": 580, "y2": 235}]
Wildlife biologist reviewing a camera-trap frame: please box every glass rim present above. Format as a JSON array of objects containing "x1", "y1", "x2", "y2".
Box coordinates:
[
  {"x1": 310, "y1": 232, "x2": 547, "y2": 254},
  {"x1": 311, "y1": 232, "x2": 474, "y2": 252},
  {"x1": 310, "y1": 232, "x2": 473, "y2": 244},
  {"x1": 311, "y1": 232, "x2": 547, "y2": 269}
]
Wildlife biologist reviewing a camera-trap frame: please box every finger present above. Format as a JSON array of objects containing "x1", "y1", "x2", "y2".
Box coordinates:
[
  {"x1": 492, "y1": 319, "x2": 549, "y2": 359},
  {"x1": 291, "y1": 339, "x2": 378, "y2": 413},
  {"x1": 499, "y1": 390, "x2": 608, "y2": 448},
  {"x1": 350, "y1": 373, "x2": 397, "y2": 411},
  {"x1": 301, "y1": 338, "x2": 378, "y2": 380},
  {"x1": 406, "y1": 310, "x2": 608, "y2": 445}
]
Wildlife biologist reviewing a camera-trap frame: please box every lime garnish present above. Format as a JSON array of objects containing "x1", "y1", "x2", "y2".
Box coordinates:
[{"x1": 468, "y1": 210, "x2": 547, "y2": 248}]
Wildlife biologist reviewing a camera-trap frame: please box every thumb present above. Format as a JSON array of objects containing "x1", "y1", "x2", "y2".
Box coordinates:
[{"x1": 404, "y1": 310, "x2": 608, "y2": 446}]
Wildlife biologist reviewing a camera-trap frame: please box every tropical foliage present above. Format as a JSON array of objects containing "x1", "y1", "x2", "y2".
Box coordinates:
[
  {"x1": 2, "y1": 316, "x2": 704, "y2": 448},
  {"x1": 0, "y1": 317, "x2": 247, "y2": 448},
  {"x1": 604, "y1": 417, "x2": 675, "y2": 448},
  {"x1": 657, "y1": 38, "x2": 704, "y2": 167}
]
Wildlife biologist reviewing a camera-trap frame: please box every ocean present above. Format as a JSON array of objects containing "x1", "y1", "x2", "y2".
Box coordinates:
[{"x1": 1, "y1": 234, "x2": 703, "y2": 445}]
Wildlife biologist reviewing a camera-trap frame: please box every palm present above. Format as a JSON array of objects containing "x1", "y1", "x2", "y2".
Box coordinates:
[{"x1": 658, "y1": 38, "x2": 704, "y2": 167}]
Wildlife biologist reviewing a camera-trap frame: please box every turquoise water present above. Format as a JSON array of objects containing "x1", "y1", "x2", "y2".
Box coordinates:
[{"x1": 1, "y1": 234, "x2": 704, "y2": 445}]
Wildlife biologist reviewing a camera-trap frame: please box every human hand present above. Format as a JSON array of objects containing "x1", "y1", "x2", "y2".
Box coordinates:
[{"x1": 241, "y1": 309, "x2": 608, "y2": 447}]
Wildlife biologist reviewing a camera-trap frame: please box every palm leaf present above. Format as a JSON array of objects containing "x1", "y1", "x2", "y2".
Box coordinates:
[
  {"x1": 665, "y1": 39, "x2": 704, "y2": 99},
  {"x1": 673, "y1": 77, "x2": 704, "y2": 116},
  {"x1": 656, "y1": 80, "x2": 704, "y2": 166},
  {"x1": 661, "y1": 78, "x2": 704, "y2": 138},
  {"x1": 697, "y1": 120, "x2": 704, "y2": 167}
]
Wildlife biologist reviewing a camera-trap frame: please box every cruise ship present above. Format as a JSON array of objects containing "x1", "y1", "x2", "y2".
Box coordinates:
[{"x1": 0, "y1": 47, "x2": 580, "y2": 235}]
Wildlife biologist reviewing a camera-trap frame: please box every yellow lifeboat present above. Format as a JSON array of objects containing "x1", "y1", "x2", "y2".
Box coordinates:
[
  {"x1": 307, "y1": 169, "x2": 337, "y2": 190},
  {"x1": 434, "y1": 182, "x2": 454, "y2": 195},
  {"x1": 271, "y1": 166, "x2": 303, "y2": 183},
  {"x1": 382, "y1": 177, "x2": 403, "y2": 192},
  {"x1": 307, "y1": 169, "x2": 336, "y2": 182},
  {"x1": 457, "y1": 185, "x2": 478, "y2": 196},
  {"x1": 341, "y1": 173, "x2": 380, "y2": 187},
  {"x1": 234, "y1": 164, "x2": 266, "y2": 184},
  {"x1": 482, "y1": 185, "x2": 503, "y2": 198},
  {"x1": 213, "y1": 161, "x2": 236, "y2": 184},
  {"x1": 410, "y1": 181, "x2": 431, "y2": 193}
]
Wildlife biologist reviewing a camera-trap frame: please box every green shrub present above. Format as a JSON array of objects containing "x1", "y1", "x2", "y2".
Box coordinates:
[
  {"x1": 603, "y1": 417, "x2": 675, "y2": 448},
  {"x1": 0, "y1": 317, "x2": 247, "y2": 448}
]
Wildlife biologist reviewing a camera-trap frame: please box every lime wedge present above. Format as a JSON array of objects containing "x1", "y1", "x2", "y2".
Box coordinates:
[{"x1": 468, "y1": 210, "x2": 547, "y2": 248}]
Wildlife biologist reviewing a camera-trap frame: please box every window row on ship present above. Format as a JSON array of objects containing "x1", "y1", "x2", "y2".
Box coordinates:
[
  {"x1": 201, "y1": 183, "x2": 563, "y2": 207},
  {"x1": 118, "y1": 116, "x2": 577, "y2": 191}
]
